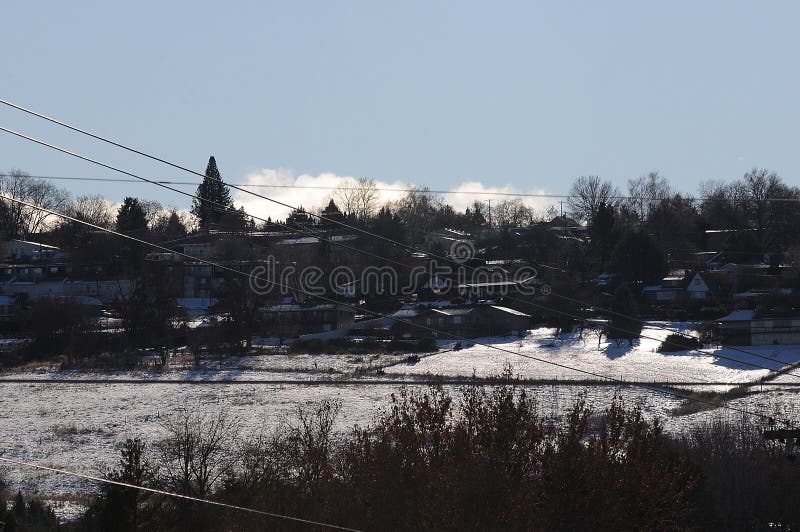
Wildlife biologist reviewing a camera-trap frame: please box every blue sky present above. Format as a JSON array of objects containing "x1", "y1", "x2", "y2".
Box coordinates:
[{"x1": 2, "y1": 1, "x2": 799, "y2": 217}]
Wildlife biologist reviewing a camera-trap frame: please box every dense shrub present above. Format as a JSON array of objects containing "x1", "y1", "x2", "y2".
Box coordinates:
[
  {"x1": 658, "y1": 333, "x2": 702, "y2": 352},
  {"x1": 74, "y1": 387, "x2": 696, "y2": 531},
  {"x1": 680, "y1": 415, "x2": 800, "y2": 530}
]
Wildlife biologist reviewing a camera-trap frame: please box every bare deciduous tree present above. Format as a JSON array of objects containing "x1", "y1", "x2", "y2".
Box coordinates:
[
  {"x1": 274, "y1": 400, "x2": 340, "y2": 489},
  {"x1": 566, "y1": 175, "x2": 619, "y2": 223},
  {"x1": 69, "y1": 195, "x2": 115, "y2": 229},
  {"x1": 394, "y1": 186, "x2": 440, "y2": 235},
  {"x1": 335, "y1": 177, "x2": 379, "y2": 222},
  {"x1": 626, "y1": 171, "x2": 671, "y2": 221},
  {"x1": 139, "y1": 199, "x2": 164, "y2": 229},
  {"x1": 493, "y1": 198, "x2": 534, "y2": 228},
  {"x1": 0, "y1": 169, "x2": 70, "y2": 238},
  {"x1": 158, "y1": 408, "x2": 241, "y2": 498},
  {"x1": 737, "y1": 168, "x2": 798, "y2": 239},
  {"x1": 699, "y1": 169, "x2": 800, "y2": 249}
]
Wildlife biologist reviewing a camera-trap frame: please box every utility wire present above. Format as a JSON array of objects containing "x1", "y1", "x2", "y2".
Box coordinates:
[
  {"x1": 0, "y1": 456, "x2": 360, "y2": 531},
  {"x1": 1, "y1": 96, "x2": 800, "y2": 217},
  {"x1": 0, "y1": 98, "x2": 800, "y2": 370},
  {"x1": 2, "y1": 98, "x2": 794, "y2": 395},
  {"x1": 0, "y1": 124, "x2": 790, "y2": 379},
  {"x1": 0, "y1": 119, "x2": 793, "y2": 381},
  {"x1": 480, "y1": 253, "x2": 798, "y2": 370},
  {"x1": 0, "y1": 126, "x2": 415, "y2": 275},
  {"x1": 5, "y1": 173, "x2": 800, "y2": 203},
  {"x1": 0, "y1": 378, "x2": 779, "y2": 386},
  {"x1": 0, "y1": 192, "x2": 787, "y2": 424}
]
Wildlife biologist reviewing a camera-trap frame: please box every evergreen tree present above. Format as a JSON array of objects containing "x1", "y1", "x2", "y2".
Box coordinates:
[
  {"x1": 152, "y1": 209, "x2": 188, "y2": 241},
  {"x1": 83, "y1": 438, "x2": 153, "y2": 532},
  {"x1": 116, "y1": 197, "x2": 148, "y2": 233},
  {"x1": 370, "y1": 206, "x2": 407, "y2": 257},
  {"x1": 590, "y1": 201, "x2": 618, "y2": 269},
  {"x1": 321, "y1": 199, "x2": 345, "y2": 227},
  {"x1": 223, "y1": 205, "x2": 252, "y2": 233},
  {"x1": 116, "y1": 265, "x2": 178, "y2": 347},
  {"x1": 13, "y1": 490, "x2": 24, "y2": 518},
  {"x1": 164, "y1": 210, "x2": 187, "y2": 237},
  {"x1": 610, "y1": 231, "x2": 666, "y2": 284},
  {"x1": 286, "y1": 206, "x2": 313, "y2": 229},
  {"x1": 372, "y1": 206, "x2": 405, "y2": 242},
  {"x1": 607, "y1": 284, "x2": 643, "y2": 346},
  {"x1": 191, "y1": 156, "x2": 234, "y2": 229}
]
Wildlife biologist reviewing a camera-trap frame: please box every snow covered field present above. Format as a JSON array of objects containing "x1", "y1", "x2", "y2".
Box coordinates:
[
  {"x1": 0, "y1": 381, "x2": 682, "y2": 501},
  {"x1": 1, "y1": 322, "x2": 800, "y2": 521},
  {"x1": 385, "y1": 325, "x2": 800, "y2": 387}
]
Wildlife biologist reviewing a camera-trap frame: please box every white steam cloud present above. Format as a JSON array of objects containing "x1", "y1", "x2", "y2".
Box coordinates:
[{"x1": 233, "y1": 168, "x2": 555, "y2": 222}]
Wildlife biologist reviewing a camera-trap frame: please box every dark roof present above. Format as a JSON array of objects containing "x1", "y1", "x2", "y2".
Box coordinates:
[{"x1": 431, "y1": 308, "x2": 475, "y2": 317}]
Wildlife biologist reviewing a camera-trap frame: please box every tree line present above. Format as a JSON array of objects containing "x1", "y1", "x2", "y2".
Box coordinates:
[
  {"x1": 3, "y1": 160, "x2": 800, "y2": 359},
  {"x1": 4, "y1": 160, "x2": 797, "y2": 253}
]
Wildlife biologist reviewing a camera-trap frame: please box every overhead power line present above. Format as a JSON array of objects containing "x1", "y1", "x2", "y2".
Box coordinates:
[
  {"x1": 0, "y1": 125, "x2": 791, "y2": 380},
  {"x1": 5, "y1": 173, "x2": 800, "y2": 203},
  {"x1": 0, "y1": 173, "x2": 568, "y2": 198},
  {"x1": 0, "y1": 121, "x2": 794, "y2": 393},
  {"x1": 0, "y1": 456, "x2": 360, "y2": 531},
  {"x1": 0, "y1": 126, "x2": 429, "y2": 281},
  {"x1": 0, "y1": 377, "x2": 791, "y2": 387},
  {"x1": 2, "y1": 97, "x2": 794, "y2": 403},
  {"x1": 0, "y1": 105, "x2": 794, "y2": 384},
  {"x1": 2, "y1": 99, "x2": 800, "y2": 204}
]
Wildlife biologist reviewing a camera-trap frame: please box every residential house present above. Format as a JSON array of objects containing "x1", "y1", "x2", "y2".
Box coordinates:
[
  {"x1": 641, "y1": 272, "x2": 712, "y2": 303},
  {"x1": 458, "y1": 277, "x2": 541, "y2": 300},
  {"x1": 0, "y1": 295, "x2": 17, "y2": 322},
  {"x1": 182, "y1": 242, "x2": 217, "y2": 260},
  {"x1": 177, "y1": 297, "x2": 219, "y2": 317},
  {"x1": 262, "y1": 303, "x2": 356, "y2": 337},
  {"x1": 6, "y1": 239, "x2": 63, "y2": 262},
  {"x1": 0, "y1": 278, "x2": 134, "y2": 305},
  {"x1": 686, "y1": 272, "x2": 711, "y2": 300},
  {"x1": 423, "y1": 228, "x2": 474, "y2": 253},
  {"x1": 183, "y1": 263, "x2": 216, "y2": 298},
  {"x1": 717, "y1": 309, "x2": 800, "y2": 346},
  {"x1": 393, "y1": 303, "x2": 531, "y2": 339},
  {"x1": 546, "y1": 215, "x2": 587, "y2": 236}
]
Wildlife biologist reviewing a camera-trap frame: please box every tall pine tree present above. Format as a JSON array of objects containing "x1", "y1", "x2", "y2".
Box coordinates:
[
  {"x1": 191, "y1": 156, "x2": 234, "y2": 229},
  {"x1": 116, "y1": 197, "x2": 148, "y2": 233}
]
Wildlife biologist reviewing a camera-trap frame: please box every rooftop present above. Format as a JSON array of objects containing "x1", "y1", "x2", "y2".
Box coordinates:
[
  {"x1": 718, "y1": 310, "x2": 757, "y2": 322},
  {"x1": 491, "y1": 305, "x2": 530, "y2": 317},
  {"x1": 263, "y1": 303, "x2": 352, "y2": 313},
  {"x1": 431, "y1": 307, "x2": 475, "y2": 317}
]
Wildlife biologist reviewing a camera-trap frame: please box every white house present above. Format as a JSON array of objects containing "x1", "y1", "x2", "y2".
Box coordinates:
[
  {"x1": 686, "y1": 273, "x2": 711, "y2": 300},
  {"x1": 642, "y1": 272, "x2": 712, "y2": 303},
  {"x1": 6, "y1": 239, "x2": 62, "y2": 261}
]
